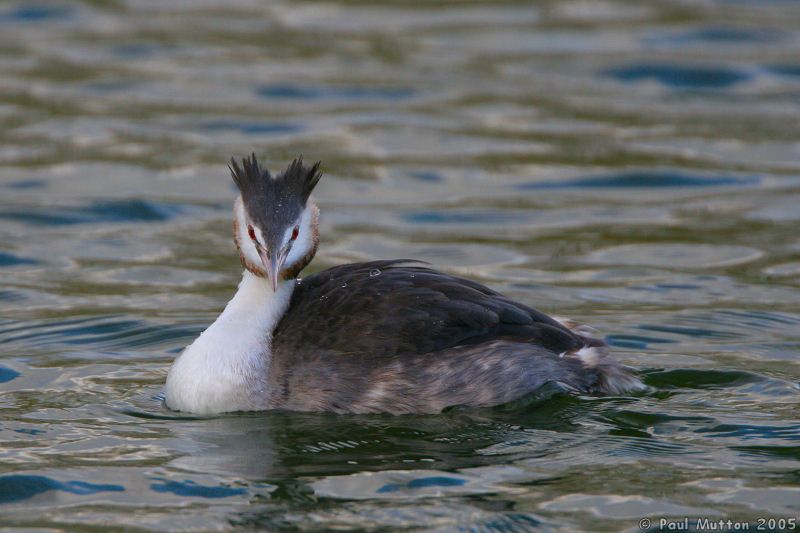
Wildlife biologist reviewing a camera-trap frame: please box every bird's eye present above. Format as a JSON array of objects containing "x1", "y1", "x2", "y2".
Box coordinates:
[
  {"x1": 291, "y1": 226, "x2": 299, "y2": 241},
  {"x1": 247, "y1": 225, "x2": 257, "y2": 241}
]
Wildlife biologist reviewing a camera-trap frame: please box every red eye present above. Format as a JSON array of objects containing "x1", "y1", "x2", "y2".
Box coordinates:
[
  {"x1": 247, "y1": 225, "x2": 256, "y2": 241},
  {"x1": 291, "y1": 226, "x2": 299, "y2": 240}
]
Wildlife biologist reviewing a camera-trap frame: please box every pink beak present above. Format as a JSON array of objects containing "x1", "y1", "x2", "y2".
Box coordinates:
[{"x1": 258, "y1": 249, "x2": 280, "y2": 292}]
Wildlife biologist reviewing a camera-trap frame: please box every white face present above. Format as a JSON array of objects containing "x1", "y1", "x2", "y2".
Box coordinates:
[{"x1": 233, "y1": 196, "x2": 317, "y2": 284}]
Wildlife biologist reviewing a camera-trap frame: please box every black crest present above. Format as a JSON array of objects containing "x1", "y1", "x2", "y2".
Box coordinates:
[
  {"x1": 229, "y1": 153, "x2": 322, "y2": 246},
  {"x1": 229, "y1": 153, "x2": 321, "y2": 205}
]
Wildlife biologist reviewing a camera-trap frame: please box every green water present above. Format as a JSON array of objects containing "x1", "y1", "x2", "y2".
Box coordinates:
[{"x1": 1, "y1": 0, "x2": 799, "y2": 531}]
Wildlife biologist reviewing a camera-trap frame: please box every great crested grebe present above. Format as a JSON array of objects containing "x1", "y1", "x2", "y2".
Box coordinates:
[{"x1": 165, "y1": 155, "x2": 643, "y2": 415}]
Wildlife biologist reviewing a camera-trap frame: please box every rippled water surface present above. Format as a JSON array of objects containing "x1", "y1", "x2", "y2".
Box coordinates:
[{"x1": 1, "y1": 0, "x2": 799, "y2": 531}]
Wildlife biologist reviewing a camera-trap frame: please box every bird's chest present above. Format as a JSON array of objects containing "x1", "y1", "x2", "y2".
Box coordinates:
[{"x1": 165, "y1": 316, "x2": 272, "y2": 413}]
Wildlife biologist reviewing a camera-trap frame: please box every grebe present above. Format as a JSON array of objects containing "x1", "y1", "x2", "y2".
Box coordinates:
[{"x1": 165, "y1": 155, "x2": 643, "y2": 415}]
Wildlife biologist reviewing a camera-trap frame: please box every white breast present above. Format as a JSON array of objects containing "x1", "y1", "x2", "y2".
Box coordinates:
[{"x1": 165, "y1": 271, "x2": 294, "y2": 414}]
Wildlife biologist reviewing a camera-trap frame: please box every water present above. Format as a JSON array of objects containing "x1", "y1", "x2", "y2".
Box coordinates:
[{"x1": 1, "y1": 0, "x2": 799, "y2": 530}]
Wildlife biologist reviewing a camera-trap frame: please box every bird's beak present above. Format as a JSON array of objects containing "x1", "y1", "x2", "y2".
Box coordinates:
[{"x1": 258, "y1": 249, "x2": 280, "y2": 292}]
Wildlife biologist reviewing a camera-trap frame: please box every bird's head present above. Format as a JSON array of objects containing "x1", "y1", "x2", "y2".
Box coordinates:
[{"x1": 230, "y1": 154, "x2": 322, "y2": 290}]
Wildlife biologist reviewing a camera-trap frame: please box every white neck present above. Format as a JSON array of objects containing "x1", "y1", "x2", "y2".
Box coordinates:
[{"x1": 165, "y1": 271, "x2": 295, "y2": 414}]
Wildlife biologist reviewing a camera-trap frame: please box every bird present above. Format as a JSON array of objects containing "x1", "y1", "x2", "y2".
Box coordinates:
[{"x1": 165, "y1": 155, "x2": 643, "y2": 415}]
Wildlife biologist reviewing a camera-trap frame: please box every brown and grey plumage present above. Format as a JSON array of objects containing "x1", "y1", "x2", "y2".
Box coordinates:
[{"x1": 164, "y1": 155, "x2": 643, "y2": 415}]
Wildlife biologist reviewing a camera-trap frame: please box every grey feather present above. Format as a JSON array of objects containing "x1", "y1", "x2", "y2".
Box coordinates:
[{"x1": 265, "y1": 260, "x2": 642, "y2": 414}]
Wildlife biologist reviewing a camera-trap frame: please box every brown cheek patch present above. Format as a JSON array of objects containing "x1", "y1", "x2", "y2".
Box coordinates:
[
  {"x1": 233, "y1": 214, "x2": 267, "y2": 278},
  {"x1": 281, "y1": 204, "x2": 320, "y2": 280},
  {"x1": 233, "y1": 202, "x2": 319, "y2": 281},
  {"x1": 281, "y1": 227, "x2": 319, "y2": 279}
]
